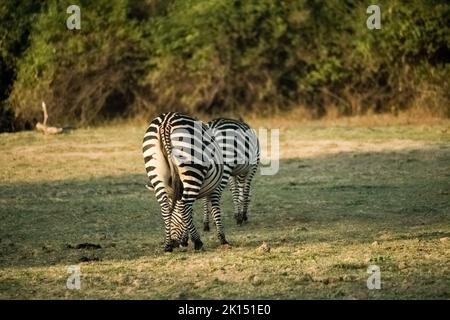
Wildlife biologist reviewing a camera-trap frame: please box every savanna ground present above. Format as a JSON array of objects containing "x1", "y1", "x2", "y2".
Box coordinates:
[{"x1": 0, "y1": 116, "x2": 449, "y2": 299}]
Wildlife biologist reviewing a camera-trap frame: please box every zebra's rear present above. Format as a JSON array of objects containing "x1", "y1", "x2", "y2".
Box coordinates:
[
  {"x1": 204, "y1": 118, "x2": 260, "y2": 227},
  {"x1": 143, "y1": 112, "x2": 228, "y2": 252}
]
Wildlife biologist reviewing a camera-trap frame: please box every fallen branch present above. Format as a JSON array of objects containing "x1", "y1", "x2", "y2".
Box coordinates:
[{"x1": 36, "y1": 101, "x2": 63, "y2": 134}]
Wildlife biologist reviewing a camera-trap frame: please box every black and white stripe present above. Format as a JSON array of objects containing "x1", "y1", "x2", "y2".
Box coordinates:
[
  {"x1": 143, "y1": 112, "x2": 229, "y2": 252},
  {"x1": 202, "y1": 118, "x2": 260, "y2": 230}
]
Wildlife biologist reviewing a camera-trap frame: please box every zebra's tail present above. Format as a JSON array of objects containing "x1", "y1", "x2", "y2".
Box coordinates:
[{"x1": 160, "y1": 124, "x2": 183, "y2": 205}]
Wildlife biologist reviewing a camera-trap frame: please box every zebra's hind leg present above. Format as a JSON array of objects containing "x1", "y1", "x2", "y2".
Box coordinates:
[
  {"x1": 242, "y1": 165, "x2": 258, "y2": 223},
  {"x1": 202, "y1": 197, "x2": 211, "y2": 232},
  {"x1": 209, "y1": 192, "x2": 229, "y2": 246},
  {"x1": 159, "y1": 199, "x2": 175, "y2": 252},
  {"x1": 240, "y1": 190, "x2": 250, "y2": 223},
  {"x1": 229, "y1": 176, "x2": 242, "y2": 224},
  {"x1": 179, "y1": 195, "x2": 189, "y2": 247},
  {"x1": 234, "y1": 175, "x2": 246, "y2": 225}
]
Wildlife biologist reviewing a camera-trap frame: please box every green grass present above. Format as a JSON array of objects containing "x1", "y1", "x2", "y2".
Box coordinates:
[{"x1": 0, "y1": 120, "x2": 449, "y2": 299}]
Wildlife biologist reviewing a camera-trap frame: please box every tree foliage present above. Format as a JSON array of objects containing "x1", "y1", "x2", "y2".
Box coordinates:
[{"x1": 0, "y1": 0, "x2": 449, "y2": 130}]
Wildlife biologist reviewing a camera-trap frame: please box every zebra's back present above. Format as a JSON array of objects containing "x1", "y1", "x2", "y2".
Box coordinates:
[{"x1": 208, "y1": 118, "x2": 260, "y2": 176}]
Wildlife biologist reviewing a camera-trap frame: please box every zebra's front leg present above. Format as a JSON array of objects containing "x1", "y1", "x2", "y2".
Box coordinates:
[
  {"x1": 209, "y1": 192, "x2": 229, "y2": 246},
  {"x1": 175, "y1": 199, "x2": 203, "y2": 250},
  {"x1": 167, "y1": 197, "x2": 188, "y2": 248},
  {"x1": 180, "y1": 228, "x2": 189, "y2": 248},
  {"x1": 202, "y1": 197, "x2": 211, "y2": 232}
]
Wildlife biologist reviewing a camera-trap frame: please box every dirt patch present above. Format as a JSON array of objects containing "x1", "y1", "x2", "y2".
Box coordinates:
[{"x1": 66, "y1": 243, "x2": 102, "y2": 250}]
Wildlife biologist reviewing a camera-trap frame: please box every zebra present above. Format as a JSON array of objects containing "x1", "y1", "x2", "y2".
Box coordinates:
[
  {"x1": 142, "y1": 112, "x2": 230, "y2": 252},
  {"x1": 202, "y1": 118, "x2": 260, "y2": 231}
]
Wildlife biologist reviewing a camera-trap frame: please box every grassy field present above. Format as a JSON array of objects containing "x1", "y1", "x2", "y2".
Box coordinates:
[{"x1": 0, "y1": 118, "x2": 449, "y2": 299}]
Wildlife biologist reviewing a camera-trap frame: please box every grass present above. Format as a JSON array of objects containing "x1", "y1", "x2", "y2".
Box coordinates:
[{"x1": 0, "y1": 118, "x2": 449, "y2": 299}]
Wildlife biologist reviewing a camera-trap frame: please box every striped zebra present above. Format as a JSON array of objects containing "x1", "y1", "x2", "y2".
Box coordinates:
[
  {"x1": 142, "y1": 112, "x2": 230, "y2": 252},
  {"x1": 202, "y1": 118, "x2": 260, "y2": 231}
]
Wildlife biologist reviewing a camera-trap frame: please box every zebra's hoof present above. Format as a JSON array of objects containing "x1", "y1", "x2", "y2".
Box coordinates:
[
  {"x1": 180, "y1": 239, "x2": 189, "y2": 247},
  {"x1": 220, "y1": 243, "x2": 232, "y2": 250},
  {"x1": 194, "y1": 240, "x2": 204, "y2": 251},
  {"x1": 236, "y1": 218, "x2": 243, "y2": 226},
  {"x1": 203, "y1": 223, "x2": 210, "y2": 232},
  {"x1": 164, "y1": 245, "x2": 173, "y2": 252},
  {"x1": 243, "y1": 214, "x2": 248, "y2": 222}
]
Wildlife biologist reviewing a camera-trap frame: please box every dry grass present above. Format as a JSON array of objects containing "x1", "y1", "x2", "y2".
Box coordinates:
[
  {"x1": 246, "y1": 108, "x2": 450, "y2": 130},
  {"x1": 0, "y1": 118, "x2": 449, "y2": 299}
]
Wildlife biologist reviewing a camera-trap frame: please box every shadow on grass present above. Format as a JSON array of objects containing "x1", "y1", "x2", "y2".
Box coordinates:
[{"x1": 0, "y1": 145, "x2": 449, "y2": 268}]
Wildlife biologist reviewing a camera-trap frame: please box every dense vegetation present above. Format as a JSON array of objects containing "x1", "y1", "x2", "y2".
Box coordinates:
[{"x1": 1, "y1": 0, "x2": 449, "y2": 131}]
